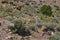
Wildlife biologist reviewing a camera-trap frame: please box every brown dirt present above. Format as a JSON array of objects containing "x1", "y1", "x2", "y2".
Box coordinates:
[{"x1": 0, "y1": 18, "x2": 14, "y2": 40}]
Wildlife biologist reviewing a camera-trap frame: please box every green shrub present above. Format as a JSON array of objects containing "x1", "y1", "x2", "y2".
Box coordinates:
[
  {"x1": 9, "y1": 20, "x2": 24, "y2": 32},
  {"x1": 49, "y1": 35, "x2": 60, "y2": 40},
  {"x1": 49, "y1": 32, "x2": 60, "y2": 40},
  {"x1": 28, "y1": 24, "x2": 38, "y2": 31},
  {"x1": 40, "y1": 5, "x2": 52, "y2": 16},
  {"x1": 9, "y1": 20, "x2": 31, "y2": 37},
  {"x1": 0, "y1": 5, "x2": 4, "y2": 12},
  {"x1": 56, "y1": 25, "x2": 60, "y2": 31},
  {"x1": 43, "y1": 22, "x2": 56, "y2": 28},
  {"x1": 4, "y1": 4, "x2": 13, "y2": 13}
]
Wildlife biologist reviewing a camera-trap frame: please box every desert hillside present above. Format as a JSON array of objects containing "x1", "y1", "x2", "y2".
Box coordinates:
[{"x1": 0, "y1": 0, "x2": 60, "y2": 40}]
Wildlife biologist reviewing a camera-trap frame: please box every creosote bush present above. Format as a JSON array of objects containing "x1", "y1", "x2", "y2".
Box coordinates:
[
  {"x1": 49, "y1": 32, "x2": 60, "y2": 40},
  {"x1": 42, "y1": 22, "x2": 56, "y2": 32},
  {"x1": 9, "y1": 20, "x2": 31, "y2": 37},
  {"x1": 40, "y1": 5, "x2": 52, "y2": 16}
]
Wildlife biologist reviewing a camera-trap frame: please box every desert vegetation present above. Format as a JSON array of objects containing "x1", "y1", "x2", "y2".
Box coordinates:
[{"x1": 0, "y1": 0, "x2": 60, "y2": 40}]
